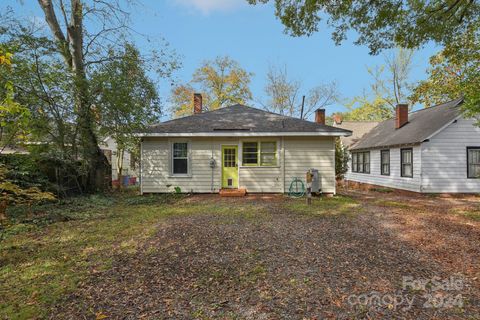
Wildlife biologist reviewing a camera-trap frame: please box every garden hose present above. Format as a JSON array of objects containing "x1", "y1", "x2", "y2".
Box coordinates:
[{"x1": 288, "y1": 177, "x2": 305, "y2": 198}]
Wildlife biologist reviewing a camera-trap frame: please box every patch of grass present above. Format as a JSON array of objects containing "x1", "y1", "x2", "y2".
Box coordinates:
[
  {"x1": 0, "y1": 193, "x2": 190, "y2": 319},
  {"x1": 370, "y1": 187, "x2": 394, "y2": 193},
  {"x1": 375, "y1": 200, "x2": 411, "y2": 209},
  {"x1": 451, "y1": 207, "x2": 480, "y2": 221},
  {"x1": 284, "y1": 195, "x2": 361, "y2": 217}
]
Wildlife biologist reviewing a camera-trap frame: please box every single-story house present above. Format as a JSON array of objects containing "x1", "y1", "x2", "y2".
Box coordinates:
[
  {"x1": 138, "y1": 94, "x2": 351, "y2": 194},
  {"x1": 345, "y1": 98, "x2": 480, "y2": 193},
  {"x1": 331, "y1": 115, "x2": 379, "y2": 148}
]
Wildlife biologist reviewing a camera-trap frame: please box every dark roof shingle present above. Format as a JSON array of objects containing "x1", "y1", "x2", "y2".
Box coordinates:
[
  {"x1": 145, "y1": 104, "x2": 351, "y2": 136},
  {"x1": 350, "y1": 98, "x2": 464, "y2": 150}
]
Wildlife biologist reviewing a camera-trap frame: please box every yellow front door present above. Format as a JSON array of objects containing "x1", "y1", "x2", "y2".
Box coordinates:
[{"x1": 222, "y1": 145, "x2": 238, "y2": 188}]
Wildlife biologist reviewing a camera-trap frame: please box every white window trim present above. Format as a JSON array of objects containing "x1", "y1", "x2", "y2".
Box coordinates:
[
  {"x1": 239, "y1": 139, "x2": 280, "y2": 168},
  {"x1": 169, "y1": 139, "x2": 192, "y2": 177}
]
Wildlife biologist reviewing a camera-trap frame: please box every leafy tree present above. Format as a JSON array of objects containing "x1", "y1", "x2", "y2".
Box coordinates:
[
  {"x1": 261, "y1": 64, "x2": 338, "y2": 119},
  {"x1": 342, "y1": 96, "x2": 393, "y2": 121},
  {"x1": 340, "y1": 48, "x2": 414, "y2": 121},
  {"x1": 0, "y1": 49, "x2": 30, "y2": 155},
  {"x1": 411, "y1": 23, "x2": 479, "y2": 118},
  {"x1": 91, "y1": 43, "x2": 161, "y2": 183},
  {"x1": 247, "y1": 0, "x2": 479, "y2": 55},
  {"x1": 0, "y1": 30, "x2": 78, "y2": 159},
  {"x1": 171, "y1": 56, "x2": 252, "y2": 117},
  {"x1": 335, "y1": 138, "x2": 349, "y2": 180}
]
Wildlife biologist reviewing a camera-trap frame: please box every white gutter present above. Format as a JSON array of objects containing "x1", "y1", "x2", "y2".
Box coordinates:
[{"x1": 137, "y1": 131, "x2": 351, "y2": 138}]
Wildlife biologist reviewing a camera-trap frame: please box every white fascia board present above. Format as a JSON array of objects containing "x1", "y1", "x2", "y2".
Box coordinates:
[{"x1": 137, "y1": 131, "x2": 352, "y2": 138}]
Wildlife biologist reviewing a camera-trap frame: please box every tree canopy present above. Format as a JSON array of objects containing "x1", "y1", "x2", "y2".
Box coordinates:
[
  {"x1": 170, "y1": 56, "x2": 252, "y2": 118},
  {"x1": 411, "y1": 23, "x2": 479, "y2": 117},
  {"x1": 261, "y1": 64, "x2": 338, "y2": 119},
  {"x1": 247, "y1": 0, "x2": 479, "y2": 55}
]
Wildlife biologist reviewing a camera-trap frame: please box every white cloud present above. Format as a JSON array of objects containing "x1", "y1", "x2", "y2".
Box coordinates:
[{"x1": 171, "y1": 0, "x2": 245, "y2": 14}]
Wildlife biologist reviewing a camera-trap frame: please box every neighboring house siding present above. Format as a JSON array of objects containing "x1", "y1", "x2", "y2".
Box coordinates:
[
  {"x1": 101, "y1": 137, "x2": 138, "y2": 180},
  {"x1": 421, "y1": 118, "x2": 480, "y2": 193},
  {"x1": 141, "y1": 136, "x2": 336, "y2": 194},
  {"x1": 346, "y1": 146, "x2": 422, "y2": 192},
  {"x1": 283, "y1": 137, "x2": 336, "y2": 194}
]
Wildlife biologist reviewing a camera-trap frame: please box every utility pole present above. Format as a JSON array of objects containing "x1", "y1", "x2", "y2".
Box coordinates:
[{"x1": 300, "y1": 95, "x2": 305, "y2": 120}]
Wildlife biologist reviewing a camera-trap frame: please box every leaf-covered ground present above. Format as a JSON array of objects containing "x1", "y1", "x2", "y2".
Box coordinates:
[{"x1": 1, "y1": 191, "x2": 480, "y2": 319}]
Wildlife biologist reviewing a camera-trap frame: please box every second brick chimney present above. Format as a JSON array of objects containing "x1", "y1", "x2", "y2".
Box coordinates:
[
  {"x1": 333, "y1": 113, "x2": 343, "y2": 125},
  {"x1": 315, "y1": 109, "x2": 326, "y2": 125},
  {"x1": 193, "y1": 93, "x2": 202, "y2": 114},
  {"x1": 395, "y1": 104, "x2": 408, "y2": 129}
]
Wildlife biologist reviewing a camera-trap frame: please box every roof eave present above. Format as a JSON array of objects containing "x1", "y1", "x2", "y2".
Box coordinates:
[
  {"x1": 137, "y1": 131, "x2": 352, "y2": 138},
  {"x1": 349, "y1": 141, "x2": 422, "y2": 151}
]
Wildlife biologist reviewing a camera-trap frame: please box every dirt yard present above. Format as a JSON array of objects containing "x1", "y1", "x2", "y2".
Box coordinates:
[{"x1": 50, "y1": 191, "x2": 480, "y2": 319}]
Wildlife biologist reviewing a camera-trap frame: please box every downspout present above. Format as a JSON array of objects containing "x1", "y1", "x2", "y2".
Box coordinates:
[
  {"x1": 282, "y1": 136, "x2": 286, "y2": 194},
  {"x1": 140, "y1": 138, "x2": 143, "y2": 195},
  {"x1": 211, "y1": 139, "x2": 215, "y2": 193}
]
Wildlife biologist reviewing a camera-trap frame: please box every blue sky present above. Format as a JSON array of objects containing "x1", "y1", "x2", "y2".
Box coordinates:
[{"x1": 8, "y1": 0, "x2": 439, "y2": 120}]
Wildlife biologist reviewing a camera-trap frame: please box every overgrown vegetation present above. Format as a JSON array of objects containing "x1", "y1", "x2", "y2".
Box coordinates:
[{"x1": 0, "y1": 192, "x2": 188, "y2": 318}]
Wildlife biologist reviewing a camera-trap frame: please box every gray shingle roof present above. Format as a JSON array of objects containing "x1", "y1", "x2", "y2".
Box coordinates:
[
  {"x1": 333, "y1": 121, "x2": 380, "y2": 147},
  {"x1": 144, "y1": 104, "x2": 351, "y2": 136},
  {"x1": 350, "y1": 98, "x2": 464, "y2": 150}
]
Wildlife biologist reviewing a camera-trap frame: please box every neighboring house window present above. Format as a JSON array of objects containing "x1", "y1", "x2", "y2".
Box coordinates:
[
  {"x1": 172, "y1": 142, "x2": 189, "y2": 175},
  {"x1": 467, "y1": 147, "x2": 480, "y2": 178},
  {"x1": 401, "y1": 148, "x2": 413, "y2": 178},
  {"x1": 351, "y1": 151, "x2": 370, "y2": 173},
  {"x1": 242, "y1": 141, "x2": 277, "y2": 166},
  {"x1": 352, "y1": 152, "x2": 357, "y2": 172},
  {"x1": 381, "y1": 150, "x2": 390, "y2": 175}
]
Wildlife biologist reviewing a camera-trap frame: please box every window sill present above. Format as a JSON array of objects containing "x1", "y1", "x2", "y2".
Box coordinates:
[
  {"x1": 168, "y1": 174, "x2": 192, "y2": 178},
  {"x1": 239, "y1": 165, "x2": 280, "y2": 169}
]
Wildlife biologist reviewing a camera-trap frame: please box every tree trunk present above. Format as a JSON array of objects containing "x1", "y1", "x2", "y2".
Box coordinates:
[
  {"x1": 38, "y1": 0, "x2": 109, "y2": 192},
  {"x1": 116, "y1": 148, "x2": 125, "y2": 190}
]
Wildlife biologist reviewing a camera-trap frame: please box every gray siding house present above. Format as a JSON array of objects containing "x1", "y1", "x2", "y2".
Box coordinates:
[
  {"x1": 346, "y1": 98, "x2": 480, "y2": 193},
  {"x1": 138, "y1": 94, "x2": 351, "y2": 194}
]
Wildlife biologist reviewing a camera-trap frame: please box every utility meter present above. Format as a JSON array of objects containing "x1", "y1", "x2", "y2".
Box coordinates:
[{"x1": 209, "y1": 157, "x2": 216, "y2": 168}]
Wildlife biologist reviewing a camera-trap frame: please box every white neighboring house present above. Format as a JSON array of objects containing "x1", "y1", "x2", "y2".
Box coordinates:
[
  {"x1": 100, "y1": 136, "x2": 139, "y2": 181},
  {"x1": 137, "y1": 94, "x2": 351, "y2": 194},
  {"x1": 345, "y1": 98, "x2": 480, "y2": 193}
]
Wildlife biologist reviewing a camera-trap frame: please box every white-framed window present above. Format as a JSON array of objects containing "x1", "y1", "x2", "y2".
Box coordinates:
[{"x1": 171, "y1": 141, "x2": 190, "y2": 175}]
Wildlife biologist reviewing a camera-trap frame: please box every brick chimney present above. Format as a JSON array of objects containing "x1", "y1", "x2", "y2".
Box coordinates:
[
  {"x1": 395, "y1": 104, "x2": 408, "y2": 129},
  {"x1": 333, "y1": 113, "x2": 343, "y2": 125},
  {"x1": 315, "y1": 108, "x2": 326, "y2": 125},
  {"x1": 193, "y1": 93, "x2": 202, "y2": 114}
]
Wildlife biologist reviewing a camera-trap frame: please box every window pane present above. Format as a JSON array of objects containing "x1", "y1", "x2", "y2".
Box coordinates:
[
  {"x1": 402, "y1": 150, "x2": 412, "y2": 164},
  {"x1": 173, "y1": 143, "x2": 188, "y2": 158},
  {"x1": 468, "y1": 149, "x2": 480, "y2": 178},
  {"x1": 261, "y1": 153, "x2": 276, "y2": 166},
  {"x1": 243, "y1": 142, "x2": 258, "y2": 164},
  {"x1": 173, "y1": 158, "x2": 188, "y2": 174},
  {"x1": 403, "y1": 164, "x2": 412, "y2": 177},
  {"x1": 243, "y1": 142, "x2": 258, "y2": 153},
  {"x1": 261, "y1": 142, "x2": 276, "y2": 153}
]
